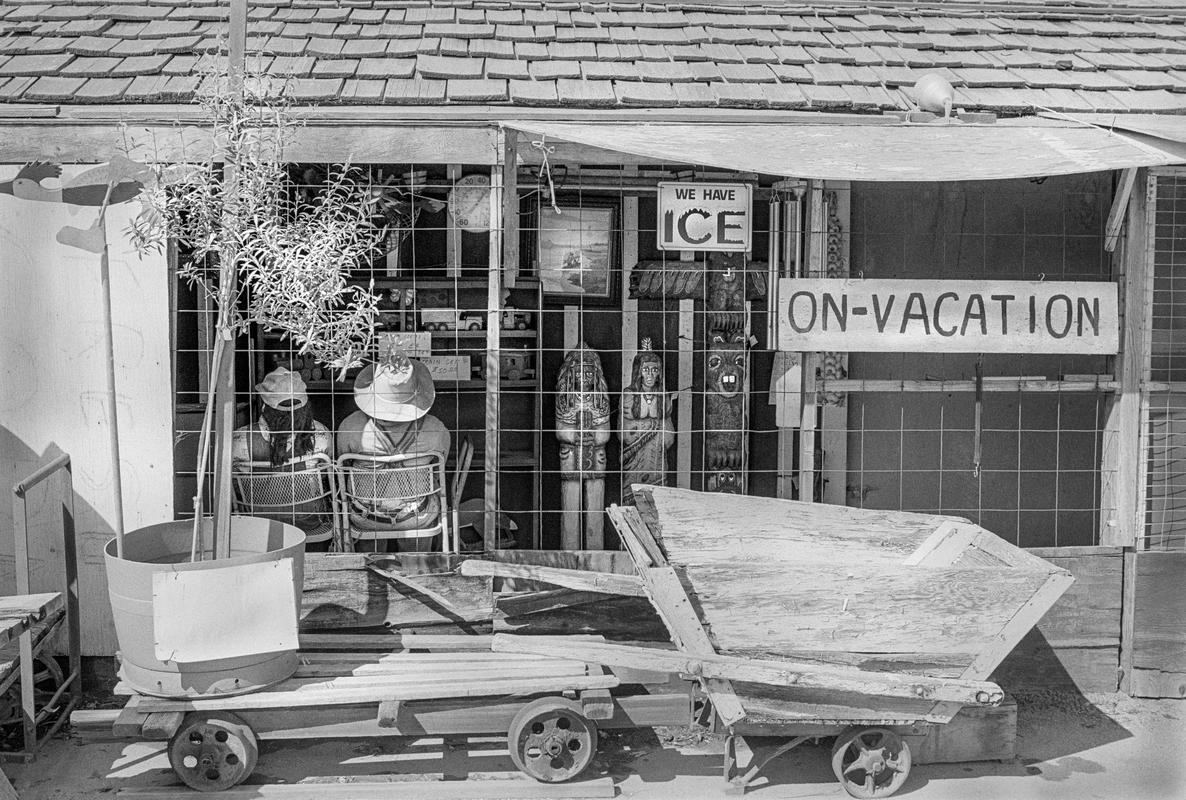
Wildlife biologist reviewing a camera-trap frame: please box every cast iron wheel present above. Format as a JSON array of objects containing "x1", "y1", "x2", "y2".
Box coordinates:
[
  {"x1": 168, "y1": 712, "x2": 258, "y2": 792},
  {"x1": 831, "y1": 726, "x2": 912, "y2": 798},
  {"x1": 508, "y1": 697, "x2": 598, "y2": 783}
]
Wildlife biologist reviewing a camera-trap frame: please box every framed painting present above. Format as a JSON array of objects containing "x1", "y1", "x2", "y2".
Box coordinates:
[{"x1": 536, "y1": 201, "x2": 619, "y2": 303}]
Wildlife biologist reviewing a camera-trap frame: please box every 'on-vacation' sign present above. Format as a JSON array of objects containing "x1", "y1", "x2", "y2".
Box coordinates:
[
  {"x1": 656, "y1": 182, "x2": 752, "y2": 252},
  {"x1": 776, "y1": 279, "x2": 1119, "y2": 354}
]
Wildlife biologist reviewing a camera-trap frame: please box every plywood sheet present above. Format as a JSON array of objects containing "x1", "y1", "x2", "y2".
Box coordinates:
[{"x1": 153, "y1": 559, "x2": 298, "y2": 663}]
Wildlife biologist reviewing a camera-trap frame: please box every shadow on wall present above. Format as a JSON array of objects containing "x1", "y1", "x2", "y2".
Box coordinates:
[{"x1": 0, "y1": 426, "x2": 116, "y2": 652}]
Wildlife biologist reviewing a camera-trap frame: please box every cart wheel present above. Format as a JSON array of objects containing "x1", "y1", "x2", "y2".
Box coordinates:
[
  {"x1": 508, "y1": 697, "x2": 598, "y2": 783},
  {"x1": 168, "y1": 712, "x2": 258, "y2": 792},
  {"x1": 831, "y1": 727, "x2": 912, "y2": 798}
]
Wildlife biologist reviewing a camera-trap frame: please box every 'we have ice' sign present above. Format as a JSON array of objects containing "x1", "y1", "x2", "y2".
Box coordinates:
[
  {"x1": 776, "y1": 279, "x2": 1119, "y2": 354},
  {"x1": 657, "y1": 182, "x2": 752, "y2": 252}
]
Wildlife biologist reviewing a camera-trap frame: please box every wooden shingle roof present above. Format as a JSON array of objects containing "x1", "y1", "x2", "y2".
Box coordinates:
[{"x1": 1, "y1": 1, "x2": 1185, "y2": 113}]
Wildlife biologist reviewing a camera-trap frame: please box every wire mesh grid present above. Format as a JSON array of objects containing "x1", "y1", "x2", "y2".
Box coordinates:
[{"x1": 170, "y1": 162, "x2": 1119, "y2": 552}]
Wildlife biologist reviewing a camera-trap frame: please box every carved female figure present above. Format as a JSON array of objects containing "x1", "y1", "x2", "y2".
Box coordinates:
[
  {"x1": 555, "y1": 342, "x2": 611, "y2": 550},
  {"x1": 620, "y1": 339, "x2": 674, "y2": 503}
]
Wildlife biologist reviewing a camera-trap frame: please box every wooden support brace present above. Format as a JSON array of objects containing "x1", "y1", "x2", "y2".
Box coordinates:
[
  {"x1": 458, "y1": 560, "x2": 646, "y2": 596},
  {"x1": 366, "y1": 565, "x2": 460, "y2": 611},
  {"x1": 140, "y1": 711, "x2": 186, "y2": 741},
  {"x1": 1105, "y1": 168, "x2": 1138, "y2": 253},
  {"x1": 581, "y1": 666, "x2": 614, "y2": 720},
  {"x1": 112, "y1": 697, "x2": 150, "y2": 739}
]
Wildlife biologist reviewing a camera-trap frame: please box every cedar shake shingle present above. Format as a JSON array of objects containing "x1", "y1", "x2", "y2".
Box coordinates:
[
  {"x1": 556, "y1": 78, "x2": 616, "y2": 106},
  {"x1": 447, "y1": 78, "x2": 508, "y2": 102},
  {"x1": 24, "y1": 75, "x2": 86, "y2": 100},
  {"x1": 509, "y1": 78, "x2": 558, "y2": 105},
  {"x1": 286, "y1": 78, "x2": 343, "y2": 102},
  {"x1": 76, "y1": 76, "x2": 132, "y2": 101},
  {"x1": 485, "y1": 59, "x2": 530, "y2": 80},
  {"x1": 0, "y1": 53, "x2": 72, "y2": 75},
  {"x1": 357, "y1": 58, "x2": 415, "y2": 80},
  {"x1": 339, "y1": 79, "x2": 387, "y2": 102},
  {"x1": 528, "y1": 60, "x2": 581, "y2": 80},
  {"x1": 616, "y1": 81, "x2": 678, "y2": 107},
  {"x1": 418, "y1": 55, "x2": 483, "y2": 80},
  {"x1": 384, "y1": 77, "x2": 447, "y2": 104}
]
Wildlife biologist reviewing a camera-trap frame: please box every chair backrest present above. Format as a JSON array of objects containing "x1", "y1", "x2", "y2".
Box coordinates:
[
  {"x1": 336, "y1": 451, "x2": 445, "y2": 521},
  {"x1": 231, "y1": 453, "x2": 336, "y2": 530}
]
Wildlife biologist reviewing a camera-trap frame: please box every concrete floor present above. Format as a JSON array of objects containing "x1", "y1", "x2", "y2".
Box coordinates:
[{"x1": 5, "y1": 692, "x2": 1184, "y2": 799}]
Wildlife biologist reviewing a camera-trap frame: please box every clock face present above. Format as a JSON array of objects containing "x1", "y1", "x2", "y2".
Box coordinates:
[{"x1": 448, "y1": 174, "x2": 492, "y2": 233}]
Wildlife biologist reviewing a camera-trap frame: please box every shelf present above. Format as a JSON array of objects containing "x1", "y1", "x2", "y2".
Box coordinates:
[
  {"x1": 447, "y1": 449, "x2": 537, "y2": 468},
  {"x1": 366, "y1": 278, "x2": 541, "y2": 289},
  {"x1": 428, "y1": 330, "x2": 537, "y2": 339},
  {"x1": 304, "y1": 379, "x2": 538, "y2": 391}
]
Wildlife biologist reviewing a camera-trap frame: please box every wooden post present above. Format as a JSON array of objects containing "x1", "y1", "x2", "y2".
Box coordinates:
[
  {"x1": 798, "y1": 183, "x2": 825, "y2": 502},
  {"x1": 677, "y1": 295, "x2": 694, "y2": 490},
  {"x1": 446, "y1": 164, "x2": 462, "y2": 277},
  {"x1": 621, "y1": 180, "x2": 640, "y2": 502},
  {"x1": 501, "y1": 134, "x2": 519, "y2": 289},
  {"x1": 1119, "y1": 546, "x2": 1137, "y2": 693},
  {"x1": 820, "y1": 182, "x2": 850, "y2": 506},
  {"x1": 1105, "y1": 168, "x2": 1139, "y2": 253},
  {"x1": 1099, "y1": 170, "x2": 1151, "y2": 548},
  {"x1": 775, "y1": 191, "x2": 802, "y2": 499},
  {"x1": 484, "y1": 153, "x2": 504, "y2": 553},
  {"x1": 210, "y1": 0, "x2": 248, "y2": 558}
]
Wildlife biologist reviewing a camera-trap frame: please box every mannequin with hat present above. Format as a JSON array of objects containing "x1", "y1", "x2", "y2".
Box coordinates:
[
  {"x1": 232, "y1": 367, "x2": 332, "y2": 469},
  {"x1": 555, "y1": 342, "x2": 612, "y2": 551},
  {"x1": 337, "y1": 351, "x2": 451, "y2": 543}
]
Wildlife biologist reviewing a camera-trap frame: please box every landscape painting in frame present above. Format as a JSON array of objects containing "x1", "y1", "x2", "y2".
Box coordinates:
[{"x1": 538, "y1": 205, "x2": 615, "y2": 299}]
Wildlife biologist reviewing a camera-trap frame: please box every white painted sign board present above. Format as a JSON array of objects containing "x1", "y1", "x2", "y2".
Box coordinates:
[
  {"x1": 657, "y1": 182, "x2": 753, "y2": 252},
  {"x1": 776, "y1": 279, "x2": 1119, "y2": 354},
  {"x1": 377, "y1": 331, "x2": 431, "y2": 358},
  {"x1": 153, "y1": 558, "x2": 299, "y2": 663}
]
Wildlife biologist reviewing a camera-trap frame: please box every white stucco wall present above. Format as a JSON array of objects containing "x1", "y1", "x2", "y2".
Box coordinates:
[{"x1": 0, "y1": 163, "x2": 173, "y2": 655}]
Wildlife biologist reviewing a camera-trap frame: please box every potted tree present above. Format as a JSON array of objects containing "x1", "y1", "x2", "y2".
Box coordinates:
[{"x1": 103, "y1": 57, "x2": 385, "y2": 698}]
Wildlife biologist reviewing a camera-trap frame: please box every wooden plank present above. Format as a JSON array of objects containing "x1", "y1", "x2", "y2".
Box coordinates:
[
  {"x1": 581, "y1": 666, "x2": 614, "y2": 721},
  {"x1": 132, "y1": 674, "x2": 621, "y2": 713},
  {"x1": 621, "y1": 185, "x2": 640, "y2": 438},
  {"x1": 294, "y1": 661, "x2": 591, "y2": 680},
  {"x1": 376, "y1": 700, "x2": 401, "y2": 728},
  {"x1": 1131, "y1": 552, "x2": 1186, "y2": 682},
  {"x1": 493, "y1": 635, "x2": 1004, "y2": 707},
  {"x1": 496, "y1": 595, "x2": 670, "y2": 643},
  {"x1": 112, "y1": 696, "x2": 149, "y2": 738},
  {"x1": 298, "y1": 633, "x2": 492, "y2": 652},
  {"x1": 116, "y1": 777, "x2": 616, "y2": 799},
  {"x1": 70, "y1": 708, "x2": 122, "y2": 733},
  {"x1": 1131, "y1": 667, "x2": 1186, "y2": 698},
  {"x1": 140, "y1": 711, "x2": 186, "y2": 741},
  {"x1": 502, "y1": 132, "x2": 519, "y2": 288},
  {"x1": 0, "y1": 767, "x2": 17, "y2": 800},
  {"x1": 301, "y1": 562, "x2": 493, "y2": 630},
  {"x1": 607, "y1": 502, "x2": 665, "y2": 567},
  {"x1": 239, "y1": 692, "x2": 690, "y2": 739},
  {"x1": 902, "y1": 521, "x2": 968, "y2": 567},
  {"x1": 1105, "y1": 167, "x2": 1139, "y2": 253},
  {"x1": 458, "y1": 561, "x2": 646, "y2": 596},
  {"x1": 820, "y1": 180, "x2": 850, "y2": 506}
]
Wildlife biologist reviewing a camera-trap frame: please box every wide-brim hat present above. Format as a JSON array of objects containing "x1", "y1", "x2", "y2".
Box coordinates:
[
  {"x1": 255, "y1": 367, "x2": 308, "y2": 410},
  {"x1": 353, "y1": 360, "x2": 434, "y2": 422}
]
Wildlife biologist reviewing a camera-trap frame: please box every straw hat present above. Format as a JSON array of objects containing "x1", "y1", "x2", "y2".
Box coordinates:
[
  {"x1": 353, "y1": 359, "x2": 435, "y2": 422},
  {"x1": 255, "y1": 367, "x2": 308, "y2": 411}
]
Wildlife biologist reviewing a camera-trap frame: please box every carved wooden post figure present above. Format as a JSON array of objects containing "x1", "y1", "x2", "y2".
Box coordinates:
[
  {"x1": 555, "y1": 342, "x2": 611, "y2": 550},
  {"x1": 621, "y1": 338, "x2": 675, "y2": 504},
  {"x1": 705, "y1": 252, "x2": 750, "y2": 494}
]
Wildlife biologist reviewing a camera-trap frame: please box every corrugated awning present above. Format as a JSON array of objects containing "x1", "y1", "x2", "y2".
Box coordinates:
[{"x1": 504, "y1": 118, "x2": 1185, "y2": 181}]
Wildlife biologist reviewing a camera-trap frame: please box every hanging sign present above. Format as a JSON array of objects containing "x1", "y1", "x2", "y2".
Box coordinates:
[
  {"x1": 776, "y1": 278, "x2": 1119, "y2": 354},
  {"x1": 656, "y1": 182, "x2": 752, "y2": 252}
]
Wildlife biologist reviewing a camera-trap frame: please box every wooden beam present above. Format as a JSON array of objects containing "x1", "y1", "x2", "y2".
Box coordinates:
[
  {"x1": 798, "y1": 182, "x2": 825, "y2": 503},
  {"x1": 115, "y1": 777, "x2": 616, "y2": 799},
  {"x1": 1099, "y1": 170, "x2": 1150, "y2": 547},
  {"x1": 131, "y1": 674, "x2": 621, "y2": 713},
  {"x1": 820, "y1": 181, "x2": 850, "y2": 506},
  {"x1": 298, "y1": 633, "x2": 493, "y2": 651},
  {"x1": 365, "y1": 565, "x2": 461, "y2": 611},
  {"x1": 484, "y1": 157, "x2": 504, "y2": 553},
  {"x1": 501, "y1": 132, "x2": 519, "y2": 288},
  {"x1": 446, "y1": 164, "x2": 462, "y2": 277},
  {"x1": 677, "y1": 297, "x2": 694, "y2": 490},
  {"x1": 821, "y1": 378, "x2": 1118, "y2": 393},
  {"x1": 140, "y1": 711, "x2": 186, "y2": 741},
  {"x1": 621, "y1": 179, "x2": 640, "y2": 478},
  {"x1": 1119, "y1": 546, "x2": 1137, "y2": 694},
  {"x1": 493, "y1": 635, "x2": 1004, "y2": 707},
  {"x1": 458, "y1": 560, "x2": 646, "y2": 596},
  {"x1": 1105, "y1": 168, "x2": 1139, "y2": 253}
]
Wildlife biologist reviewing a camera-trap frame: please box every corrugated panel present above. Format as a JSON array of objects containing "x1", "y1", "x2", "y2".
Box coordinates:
[{"x1": 505, "y1": 119, "x2": 1183, "y2": 181}]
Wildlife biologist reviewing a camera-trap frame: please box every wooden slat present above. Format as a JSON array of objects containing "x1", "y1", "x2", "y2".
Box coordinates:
[
  {"x1": 458, "y1": 560, "x2": 646, "y2": 596},
  {"x1": 1104, "y1": 167, "x2": 1139, "y2": 253},
  {"x1": 116, "y1": 777, "x2": 616, "y2": 799},
  {"x1": 501, "y1": 132, "x2": 519, "y2": 288},
  {"x1": 112, "y1": 696, "x2": 149, "y2": 738},
  {"x1": 130, "y1": 674, "x2": 620, "y2": 713},
  {"x1": 1131, "y1": 551, "x2": 1186, "y2": 696},
  {"x1": 493, "y1": 635, "x2": 1003, "y2": 707},
  {"x1": 140, "y1": 712, "x2": 186, "y2": 741},
  {"x1": 676, "y1": 297, "x2": 694, "y2": 490},
  {"x1": 297, "y1": 633, "x2": 493, "y2": 652},
  {"x1": 607, "y1": 506, "x2": 746, "y2": 727},
  {"x1": 902, "y1": 521, "x2": 967, "y2": 567}
]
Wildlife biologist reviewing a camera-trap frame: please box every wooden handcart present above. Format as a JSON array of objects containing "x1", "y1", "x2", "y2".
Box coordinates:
[{"x1": 107, "y1": 631, "x2": 692, "y2": 792}]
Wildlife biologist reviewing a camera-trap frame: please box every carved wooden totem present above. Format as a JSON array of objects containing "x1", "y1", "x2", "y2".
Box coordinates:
[
  {"x1": 704, "y1": 252, "x2": 753, "y2": 494},
  {"x1": 555, "y1": 343, "x2": 611, "y2": 550}
]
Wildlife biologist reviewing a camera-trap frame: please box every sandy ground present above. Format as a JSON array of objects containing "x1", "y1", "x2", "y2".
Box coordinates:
[{"x1": 5, "y1": 691, "x2": 1184, "y2": 799}]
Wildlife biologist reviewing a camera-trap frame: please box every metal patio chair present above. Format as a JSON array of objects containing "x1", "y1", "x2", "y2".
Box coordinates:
[
  {"x1": 231, "y1": 453, "x2": 340, "y2": 549},
  {"x1": 336, "y1": 451, "x2": 451, "y2": 553}
]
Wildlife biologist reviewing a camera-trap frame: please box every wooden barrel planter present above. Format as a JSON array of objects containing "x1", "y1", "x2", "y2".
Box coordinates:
[{"x1": 105, "y1": 517, "x2": 305, "y2": 699}]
